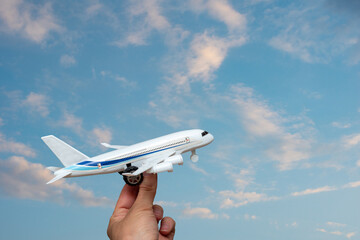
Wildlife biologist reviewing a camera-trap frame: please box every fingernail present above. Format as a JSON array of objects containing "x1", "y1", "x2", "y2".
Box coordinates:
[{"x1": 161, "y1": 222, "x2": 169, "y2": 231}]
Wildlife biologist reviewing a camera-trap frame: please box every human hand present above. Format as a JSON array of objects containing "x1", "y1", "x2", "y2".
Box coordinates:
[{"x1": 107, "y1": 173, "x2": 176, "y2": 240}]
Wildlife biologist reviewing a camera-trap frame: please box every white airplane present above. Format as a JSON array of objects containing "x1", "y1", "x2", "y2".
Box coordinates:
[{"x1": 42, "y1": 129, "x2": 214, "y2": 186}]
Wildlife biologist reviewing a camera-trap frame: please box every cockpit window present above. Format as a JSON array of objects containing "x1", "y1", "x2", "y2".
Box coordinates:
[{"x1": 201, "y1": 131, "x2": 209, "y2": 137}]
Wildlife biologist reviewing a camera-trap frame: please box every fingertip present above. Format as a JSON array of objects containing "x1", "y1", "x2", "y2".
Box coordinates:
[
  {"x1": 152, "y1": 204, "x2": 164, "y2": 223},
  {"x1": 160, "y1": 217, "x2": 176, "y2": 236}
]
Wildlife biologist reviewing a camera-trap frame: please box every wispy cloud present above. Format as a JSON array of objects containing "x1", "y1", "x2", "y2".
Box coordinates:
[
  {"x1": 342, "y1": 133, "x2": 360, "y2": 148},
  {"x1": 291, "y1": 186, "x2": 337, "y2": 196},
  {"x1": 114, "y1": 0, "x2": 188, "y2": 47},
  {"x1": 244, "y1": 214, "x2": 257, "y2": 220},
  {"x1": 327, "y1": 221, "x2": 346, "y2": 227},
  {"x1": 0, "y1": 156, "x2": 113, "y2": 206},
  {"x1": 0, "y1": 0, "x2": 63, "y2": 43},
  {"x1": 188, "y1": 162, "x2": 209, "y2": 175},
  {"x1": 60, "y1": 54, "x2": 76, "y2": 67},
  {"x1": 219, "y1": 190, "x2": 277, "y2": 208},
  {"x1": 0, "y1": 132, "x2": 36, "y2": 157},
  {"x1": 22, "y1": 92, "x2": 50, "y2": 117},
  {"x1": 332, "y1": 121, "x2": 352, "y2": 129},
  {"x1": 182, "y1": 207, "x2": 218, "y2": 219},
  {"x1": 266, "y1": 2, "x2": 360, "y2": 63},
  {"x1": 229, "y1": 84, "x2": 313, "y2": 170},
  {"x1": 92, "y1": 127, "x2": 112, "y2": 144}
]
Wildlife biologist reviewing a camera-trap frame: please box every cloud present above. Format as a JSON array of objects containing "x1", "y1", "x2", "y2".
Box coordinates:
[
  {"x1": 186, "y1": 32, "x2": 246, "y2": 82},
  {"x1": 219, "y1": 190, "x2": 277, "y2": 208},
  {"x1": 0, "y1": 0, "x2": 62, "y2": 43},
  {"x1": 92, "y1": 127, "x2": 112, "y2": 144},
  {"x1": 267, "y1": 2, "x2": 360, "y2": 63},
  {"x1": 346, "y1": 232, "x2": 356, "y2": 239},
  {"x1": 0, "y1": 156, "x2": 113, "y2": 207},
  {"x1": 114, "y1": 0, "x2": 189, "y2": 47},
  {"x1": 244, "y1": 214, "x2": 257, "y2": 220},
  {"x1": 317, "y1": 226, "x2": 357, "y2": 239},
  {"x1": 0, "y1": 132, "x2": 36, "y2": 157},
  {"x1": 0, "y1": 117, "x2": 3, "y2": 126},
  {"x1": 342, "y1": 133, "x2": 360, "y2": 148},
  {"x1": 188, "y1": 162, "x2": 209, "y2": 175},
  {"x1": 230, "y1": 84, "x2": 313, "y2": 170},
  {"x1": 357, "y1": 160, "x2": 360, "y2": 167},
  {"x1": 343, "y1": 181, "x2": 360, "y2": 189},
  {"x1": 332, "y1": 122, "x2": 351, "y2": 129},
  {"x1": 327, "y1": 221, "x2": 346, "y2": 227},
  {"x1": 22, "y1": 92, "x2": 50, "y2": 117},
  {"x1": 56, "y1": 111, "x2": 113, "y2": 149},
  {"x1": 100, "y1": 70, "x2": 136, "y2": 88},
  {"x1": 154, "y1": 200, "x2": 178, "y2": 207},
  {"x1": 59, "y1": 111, "x2": 84, "y2": 135},
  {"x1": 182, "y1": 207, "x2": 218, "y2": 219},
  {"x1": 60, "y1": 55, "x2": 76, "y2": 67},
  {"x1": 291, "y1": 186, "x2": 337, "y2": 196}
]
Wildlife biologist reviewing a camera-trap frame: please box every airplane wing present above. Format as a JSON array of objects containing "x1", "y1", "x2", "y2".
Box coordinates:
[
  {"x1": 47, "y1": 171, "x2": 71, "y2": 184},
  {"x1": 122, "y1": 150, "x2": 175, "y2": 176},
  {"x1": 101, "y1": 143, "x2": 128, "y2": 150}
]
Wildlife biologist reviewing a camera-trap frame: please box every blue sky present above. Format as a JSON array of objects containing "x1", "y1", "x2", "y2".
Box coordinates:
[{"x1": 0, "y1": 0, "x2": 360, "y2": 239}]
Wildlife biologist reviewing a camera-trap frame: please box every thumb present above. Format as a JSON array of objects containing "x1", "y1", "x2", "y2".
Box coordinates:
[{"x1": 134, "y1": 173, "x2": 157, "y2": 208}]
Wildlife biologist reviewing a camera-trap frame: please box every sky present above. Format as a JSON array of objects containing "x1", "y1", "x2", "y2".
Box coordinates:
[{"x1": 0, "y1": 0, "x2": 360, "y2": 239}]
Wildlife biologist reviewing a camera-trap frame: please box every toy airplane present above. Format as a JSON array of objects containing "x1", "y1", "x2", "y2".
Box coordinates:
[{"x1": 42, "y1": 129, "x2": 214, "y2": 186}]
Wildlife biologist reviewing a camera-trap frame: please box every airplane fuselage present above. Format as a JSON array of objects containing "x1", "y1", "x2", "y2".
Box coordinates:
[{"x1": 56, "y1": 129, "x2": 213, "y2": 178}]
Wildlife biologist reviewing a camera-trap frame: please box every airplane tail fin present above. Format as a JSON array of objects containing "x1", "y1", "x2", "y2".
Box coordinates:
[{"x1": 41, "y1": 135, "x2": 89, "y2": 167}]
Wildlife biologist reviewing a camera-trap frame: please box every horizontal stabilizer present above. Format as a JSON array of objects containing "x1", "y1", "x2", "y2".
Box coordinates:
[
  {"x1": 47, "y1": 171, "x2": 71, "y2": 184},
  {"x1": 41, "y1": 135, "x2": 89, "y2": 167},
  {"x1": 47, "y1": 166, "x2": 61, "y2": 172},
  {"x1": 101, "y1": 143, "x2": 127, "y2": 150}
]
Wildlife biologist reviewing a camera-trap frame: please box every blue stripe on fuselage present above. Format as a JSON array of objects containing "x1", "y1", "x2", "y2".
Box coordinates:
[{"x1": 66, "y1": 142, "x2": 188, "y2": 171}]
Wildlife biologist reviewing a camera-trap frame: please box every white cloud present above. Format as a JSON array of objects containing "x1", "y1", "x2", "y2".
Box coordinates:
[
  {"x1": 0, "y1": 156, "x2": 113, "y2": 207},
  {"x1": 187, "y1": 32, "x2": 246, "y2": 82},
  {"x1": 60, "y1": 55, "x2": 76, "y2": 67},
  {"x1": 154, "y1": 200, "x2": 178, "y2": 207},
  {"x1": 0, "y1": 132, "x2": 36, "y2": 157},
  {"x1": 342, "y1": 133, "x2": 360, "y2": 148},
  {"x1": 100, "y1": 70, "x2": 136, "y2": 88},
  {"x1": 92, "y1": 127, "x2": 112, "y2": 144},
  {"x1": 343, "y1": 181, "x2": 360, "y2": 189},
  {"x1": 190, "y1": 0, "x2": 246, "y2": 32},
  {"x1": 59, "y1": 111, "x2": 84, "y2": 135},
  {"x1": 327, "y1": 221, "x2": 346, "y2": 227},
  {"x1": 332, "y1": 121, "x2": 351, "y2": 129},
  {"x1": 0, "y1": 0, "x2": 62, "y2": 43},
  {"x1": 183, "y1": 207, "x2": 218, "y2": 219},
  {"x1": 188, "y1": 162, "x2": 209, "y2": 175},
  {"x1": 316, "y1": 228, "x2": 327, "y2": 233},
  {"x1": 357, "y1": 160, "x2": 360, "y2": 167},
  {"x1": 291, "y1": 186, "x2": 337, "y2": 196},
  {"x1": 219, "y1": 190, "x2": 277, "y2": 208},
  {"x1": 244, "y1": 214, "x2": 257, "y2": 220},
  {"x1": 330, "y1": 231, "x2": 343, "y2": 236},
  {"x1": 22, "y1": 92, "x2": 50, "y2": 117},
  {"x1": 267, "y1": 3, "x2": 360, "y2": 63},
  {"x1": 230, "y1": 84, "x2": 313, "y2": 170},
  {"x1": 114, "y1": 0, "x2": 189, "y2": 47},
  {"x1": 346, "y1": 232, "x2": 356, "y2": 239}
]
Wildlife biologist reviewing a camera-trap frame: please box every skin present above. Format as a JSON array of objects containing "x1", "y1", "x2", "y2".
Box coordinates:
[{"x1": 107, "y1": 173, "x2": 176, "y2": 240}]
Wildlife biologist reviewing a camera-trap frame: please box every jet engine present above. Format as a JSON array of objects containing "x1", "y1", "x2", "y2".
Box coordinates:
[
  {"x1": 148, "y1": 162, "x2": 174, "y2": 174},
  {"x1": 165, "y1": 155, "x2": 183, "y2": 165}
]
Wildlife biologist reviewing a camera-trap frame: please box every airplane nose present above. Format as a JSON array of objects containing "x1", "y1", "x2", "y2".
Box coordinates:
[{"x1": 208, "y1": 133, "x2": 214, "y2": 143}]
